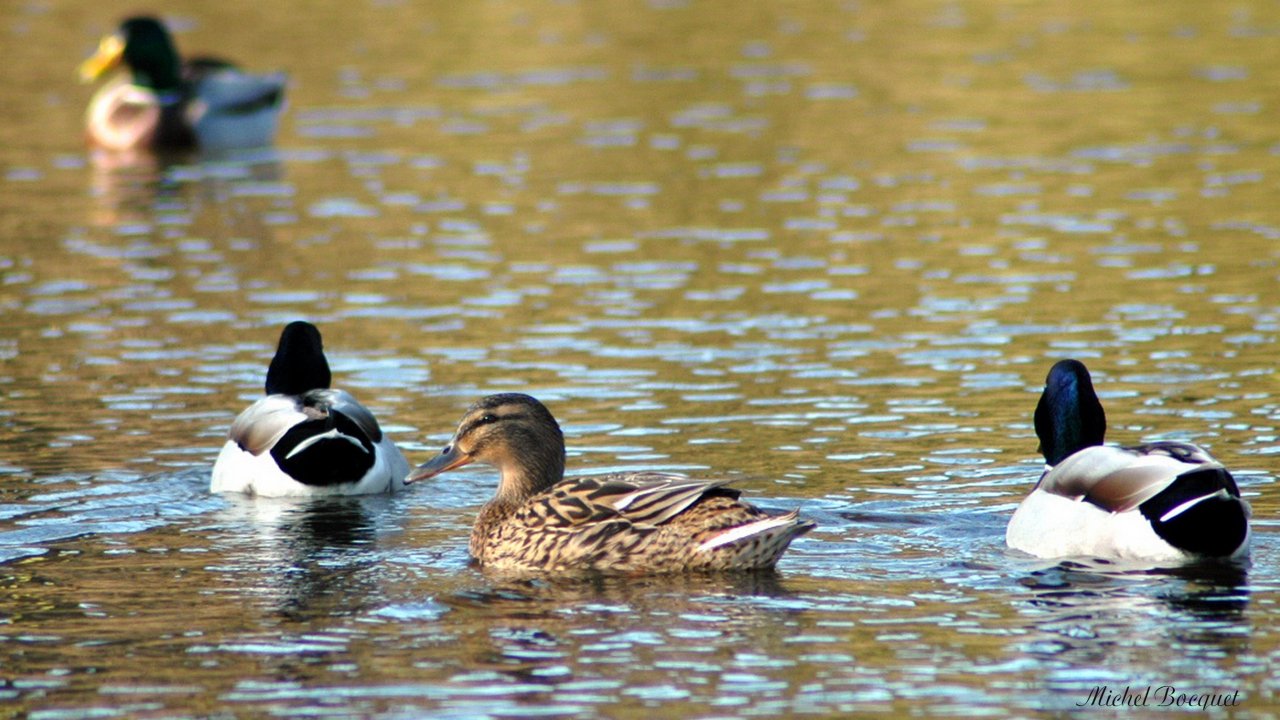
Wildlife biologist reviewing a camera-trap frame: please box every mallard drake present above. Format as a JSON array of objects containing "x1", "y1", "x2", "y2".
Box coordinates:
[
  {"x1": 79, "y1": 16, "x2": 286, "y2": 152},
  {"x1": 210, "y1": 321, "x2": 409, "y2": 496},
  {"x1": 1006, "y1": 359, "x2": 1250, "y2": 561},
  {"x1": 407, "y1": 393, "x2": 815, "y2": 573}
]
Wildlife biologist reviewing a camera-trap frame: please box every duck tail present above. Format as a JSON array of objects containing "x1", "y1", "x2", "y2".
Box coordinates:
[
  {"x1": 270, "y1": 410, "x2": 376, "y2": 486},
  {"x1": 697, "y1": 510, "x2": 815, "y2": 569},
  {"x1": 1138, "y1": 467, "x2": 1250, "y2": 557}
]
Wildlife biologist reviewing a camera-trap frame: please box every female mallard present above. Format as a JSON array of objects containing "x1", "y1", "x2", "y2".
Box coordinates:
[
  {"x1": 1006, "y1": 359, "x2": 1250, "y2": 561},
  {"x1": 211, "y1": 321, "x2": 409, "y2": 497},
  {"x1": 407, "y1": 393, "x2": 815, "y2": 573},
  {"x1": 79, "y1": 16, "x2": 286, "y2": 152}
]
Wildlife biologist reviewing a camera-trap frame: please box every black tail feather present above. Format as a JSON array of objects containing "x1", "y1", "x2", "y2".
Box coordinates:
[
  {"x1": 1139, "y1": 467, "x2": 1248, "y2": 557},
  {"x1": 270, "y1": 411, "x2": 375, "y2": 486}
]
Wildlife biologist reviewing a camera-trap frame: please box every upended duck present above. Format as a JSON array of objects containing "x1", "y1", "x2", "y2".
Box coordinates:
[
  {"x1": 1006, "y1": 359, "x2": 1250, "y2": 562},
  {"x1": 211, "y1": 322, "x2": 409, "y2": 496},
  {"x1": 79, "y1": 16, "x2": 286, "y2": 152},
  {"x1": 407, "y1": 393, "x2": 815, "y2": 573}
]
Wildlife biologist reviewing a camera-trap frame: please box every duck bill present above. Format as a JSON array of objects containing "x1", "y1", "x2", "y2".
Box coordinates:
[
  {"x1": 79, "y1": 34, "x2": 125, "y2": 83},
  {"x1": 405, "y1": 445, "x2": 472, "y2": 484}
]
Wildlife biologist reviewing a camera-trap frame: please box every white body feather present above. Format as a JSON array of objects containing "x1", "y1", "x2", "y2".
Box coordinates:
[{"x1": 1007, "y1": 487, "x2": 1189, "y2": 561}]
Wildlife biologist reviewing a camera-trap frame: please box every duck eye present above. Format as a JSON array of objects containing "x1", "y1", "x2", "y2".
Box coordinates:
[{"x1": 479, "y1": 413, "x2": 498, "y2": 425}]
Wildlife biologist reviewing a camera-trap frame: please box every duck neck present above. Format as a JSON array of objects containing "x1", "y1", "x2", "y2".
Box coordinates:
[
  {"x1": 494, "y1": 449, "x2": 565, "y2": 505},
  {"x1": 153, "y1": 103, "x2": 197, "y2": 149},
  {"x1": 133, "y1": 65, "x2": 182, "y2": 95},
  {"x1": 469, "y1": 455, "x2": 563, "y2": 563}
]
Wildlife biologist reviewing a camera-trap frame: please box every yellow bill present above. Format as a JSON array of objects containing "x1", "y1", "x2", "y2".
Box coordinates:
[{"x1": 78, "y1": 34, "x2": 125, "y2": 83}]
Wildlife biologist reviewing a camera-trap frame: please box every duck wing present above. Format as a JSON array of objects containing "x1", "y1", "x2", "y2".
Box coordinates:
[
  {"x1": 188, "y1": 67, "x2": 286, "y2": 116},
  {"x1": 530, "y1": 473, "x2": 741, "y2": 528},
  {"x1": 229, "y1": 389, "x2": 382, "y2": 455},
  {"x1": 1038, "y1": 442, "x2": 1224, "y2": 513},
  {"x1": 229, "y1": 394, "x2": 311, "y2": 455},
  {"x1": 307, "y1": 389, "x2": 385, "y2": 443}
]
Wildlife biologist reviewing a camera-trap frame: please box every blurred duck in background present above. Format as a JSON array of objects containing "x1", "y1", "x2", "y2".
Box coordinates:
[{"x1": 79, "y1": 16, "x2": 286, "y2": 152}]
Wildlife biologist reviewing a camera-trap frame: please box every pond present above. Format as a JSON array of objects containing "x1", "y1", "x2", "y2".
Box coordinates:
[{"x1": 2, "y1": 0, "x2": 1278, "y2": 716}]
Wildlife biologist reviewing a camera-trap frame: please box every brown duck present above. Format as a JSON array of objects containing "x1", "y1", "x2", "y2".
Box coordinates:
[{"x1": 407, "y1": 393, "x2": 814, "y2": 573}]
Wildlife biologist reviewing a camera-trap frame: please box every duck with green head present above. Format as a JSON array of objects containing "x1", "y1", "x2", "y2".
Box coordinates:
[
  {"x1": 79, "y1": 16, "x2": 286, "y2": 152},
  {"x1": 210, "y1": 321, "x2": 410, "y2": 497},
  {"x1": 1006, "y1": 359, "x2": 1251, "y2": 562}
]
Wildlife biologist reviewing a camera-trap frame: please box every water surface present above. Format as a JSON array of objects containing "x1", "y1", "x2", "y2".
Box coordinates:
[{"x1": 2, "y1": 1, "x2": 1278, "y2": 716}]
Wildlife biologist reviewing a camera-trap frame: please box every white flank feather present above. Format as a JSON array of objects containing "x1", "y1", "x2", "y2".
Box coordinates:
[
  {"x1": 1159, "y1": 491, "x2": 1226, "y2": 523},
  {"x1": 284, "y1": 428, "x2": 368, "y2": 460},
  {"x1": 698, "y1": 515, "x2": 798, "y2": 552}
]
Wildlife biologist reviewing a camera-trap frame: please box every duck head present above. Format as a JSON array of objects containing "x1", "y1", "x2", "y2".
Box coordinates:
[
  {"x1": 265, "y1": 321, "x2": 331, "y2": 396},
  {"x1": 407, "y1": 393, "x2": 567, "y2": 502},
  {"x1": 1034, "y1": 359, "x2": 1107, "y2": 465},
  {"x1": 80, "y1": 16, "x2": 183, "y2": 93}
]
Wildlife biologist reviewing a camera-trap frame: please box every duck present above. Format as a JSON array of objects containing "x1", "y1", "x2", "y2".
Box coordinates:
[
  {"x1": 406, "y1": 393, "x2": 815, "y2": 573},
  {"x1": 210, "y1": 321, "x2": 409, "y2": 497},
  {"x1": 79, "y1": 16, "x2": 286, "y2": 152},
  {"x1": 1006, "y1": 359, "x2": 1250, "y2": 562}
]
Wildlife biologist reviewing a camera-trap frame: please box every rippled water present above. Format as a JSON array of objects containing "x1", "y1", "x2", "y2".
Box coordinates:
[{"x1": 3, "y1": 1, "x2": 1279, "y2": 717}]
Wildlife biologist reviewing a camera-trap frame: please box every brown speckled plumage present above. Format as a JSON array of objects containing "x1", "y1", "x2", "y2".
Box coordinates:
[{"x1": 408, "y1": 393, "x2": 815, "y2": 573}]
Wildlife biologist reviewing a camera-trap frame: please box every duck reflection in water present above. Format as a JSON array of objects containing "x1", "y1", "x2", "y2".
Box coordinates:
[
  {"x1": 87, "y1": 148, "x2": 283, "y2": 231},
  {"x1": 1012, "y1": 557, "x2": 1252, "y2": 686},
  {"x1": 211, "y1": 493, "x2": 406, "y2": 620},
  {"x1": 443, "y1": 570, "x2": 801, "y2": 687}
]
